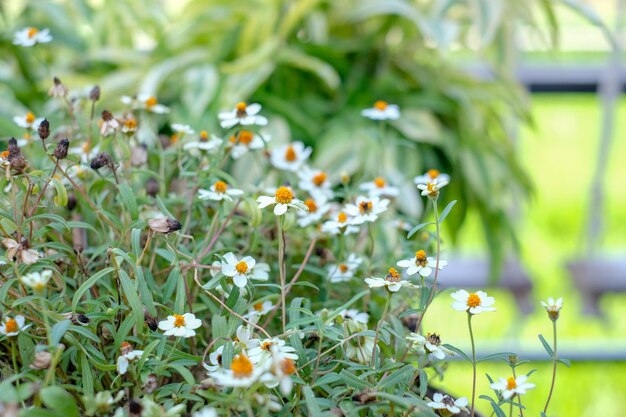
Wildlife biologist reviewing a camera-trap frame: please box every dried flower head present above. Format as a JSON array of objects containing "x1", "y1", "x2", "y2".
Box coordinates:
[
  {"x1": 90, "y1": 85, "x2": 101, "y2": 101},
  {"x1": 148, "y1": 217, "x2": 182, "y2": 234},
  {"x1": 30, "y1": 350, "x2": 52, "y2": 370},
  {"x1": 49, "y1": 77, "x2": 68, "y2": 98},
  {"x1": 145, "y1": 177, "x2": 160, "y2": 197},
  {"x1": 54, "y1": 138, "x2": 70, "y2": 160},
  {"x1": 38, "y1": 119, "x2": 50, "y2": 140},
  {"x1": 7, "y1": 138, "x2": 27, "y2": 173},
  {"x1": 90, "y1": 152, "x2": 113, "y2": 170}
]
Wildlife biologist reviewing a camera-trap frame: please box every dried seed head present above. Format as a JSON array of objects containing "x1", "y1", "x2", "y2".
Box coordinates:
[
  {"x1": 143, "y1": 374, "x2": 158, "y2": 394},
  {"x1": 90, "y1": 152, "x2": 112, "y2": 170},
  {"x1": 7, "y1": 138, "x2": 27, "y2": 173},
  {"x1": 38, "y1": 119, "x2": 50, "y2": 140},
  {"x1": 67, "y1": 193, "x2": 77, "y2": 210},
  {"x1": 101, "y1": 110, "x2": 113, "y2": 121},
  {"x1": 144, "y1": 307, "x2": 158, "y2": 331},
  {"x1": 145, "y1": 177, "x2": 159, "y2": 198},
  {"x1": 148, "y1": 217, "x2": 182, "y2": 234},
  {"x1": 128, "y1": 399, "x2": 143, "y2": 416},
  {"x1": 90, "y1": 85, "x2": 101, "y2": 101},
  {"x1": 30, "y1": 350, "x2": 52, "y2": 370},
  {"x1": 49, "y1": 77, "x2": 68, "y2": 98},
  {"x1": 54, "y1": 138, "x2": 70, "y2": 160}
]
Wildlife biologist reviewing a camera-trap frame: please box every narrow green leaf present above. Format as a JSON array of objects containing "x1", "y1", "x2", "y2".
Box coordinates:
[
  {"x1": 438, "y1": 200, "x2": 457, "y2": 224},
  {"x1": 40, "y1": 386, "x2": 79, "y2": 417},
  {"x1": 538, "y1": 334, "x2": 554, "y2": 357},
  {"x1": 407, "y1": 222, "x2": 434, "y2": 239},
  {"x1": 50, "y1": 320, "x2": 71, "y2": 346},
  {"x1": 72, "y1": 267, "x2": 114, "y2": 311}
]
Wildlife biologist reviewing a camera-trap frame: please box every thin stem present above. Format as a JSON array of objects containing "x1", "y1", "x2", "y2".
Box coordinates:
[
  {"x1": 277, "y1": 216, "x2": 287, "y2": 334},
  {"x1": 543, "y1": 320, "x2": 558, "y2": 414},
  {"x1": 28, "y1": 159, "x2": 59, "y2": 218},
  {"x1": 371, "y1": 293, "x2": 392, "y2": 368},
  {"x1": 468, "y1": 313, "x2": 477, "y2": 417}
]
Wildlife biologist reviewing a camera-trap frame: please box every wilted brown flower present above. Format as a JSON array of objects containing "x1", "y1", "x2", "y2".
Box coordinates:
[
  {"x1": 89, "y1": 85, "x2": 101, "y2": 101},
  {"x1": 143, "y1": 306, "x2": 158, "y2": 331},
  {"x1": 148, "y1": 217, "x2": 182, "y2": 234},
  {"x1": 48, "y1": 77, "x2": 68, "y2": 98},
  {"x1": 30, "y1": 350, "x2": 52, "y2": 370},
  {"x1": 143, "y1": 374, "x2": 158, "y2": 394},
  {"x1": 54, "y1": 138, "x2": 70, "y2": 160},
  {"x1": 7, "y1": 138, "x2": 27, "y2": 173},
  {"x1": 38, "y1": 119, "x2": 50, "y2": 140},
  {"x1": 90, "y1": 152, "x2": 113, "y2": 171},
  {"x1": 3, "y1": 237, "x2": 39, "y2": 264}
]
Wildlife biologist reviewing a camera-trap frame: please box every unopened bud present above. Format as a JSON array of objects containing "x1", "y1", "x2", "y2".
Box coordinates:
[
  {"x1": 90, "y1": 152, "x2": 112, "y2": 170},
  {"x1": 38, "y1": 119, "x2": 50, "y2": 140},
  {"x1": 101, "y1": 110, "x2": 113, "y2": 121},
  {"x1": 49, "y1": 77, "x2": 69, "y2": 98},
  {"x1": 148, "y1": 217, "x2": 182, "y2": 234},
  {"x1": 143, "y1": 306, "x2": 158, "y2": 331},
  {"x1": 54, "y1": 138, "x2": 70, "y2": 160},
  {"x1": 90, "y1": 85, "x2": 101, "y2": 101},
  {"x1": 30, "y1": 350, "x2": 52, "y2": 370}
]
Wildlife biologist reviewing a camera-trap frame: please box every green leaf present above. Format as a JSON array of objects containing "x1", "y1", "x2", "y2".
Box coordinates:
[
  {"x1": 131, "y1": 228, "x2": 142, "y2": 258},
  {"x1": 72, "y1": 267, "x2": 114, "y2": 311},
  {"x1": 39, "y1": 386, "x2": 79, "y2": 417},
  {"x1": 418, "y1": 368, "x2": 428, "y2": 398},
  {"x1": 442, "y1": 343, "x2": 471, "y2": 362},
  {"x1": 51, "y1": 178, "x2": 68, "y2": 207},
  {"x1": 557, "y1": 358, "x2": 571, "y2": 368},
  {"x1": 118, "y1": 269, "x2": 144, "y2": 328},
  {"x1": 477, "y1": 351, "x2": 517, "y2": 363},
  {"x1": 407, "y1": 222, "x2": 435, "y2": 239},
  {"x1": 538, "y1": 334, "x2": 554, "y2": 357},
  {"x1": 438, "y1": 200, "x2": 457, "y2": 224},
  {"x1": 377, "y1": 364, "x2": 415, "y2": 389},
  {"x1": 80, "y1": 352, "x2": 94, "y2": 397},
  {"x1": 302, "y1": 385, "x2": 322, "y2": 415},
  {"x1": 117, "y1": 183, "x2": 138, "y2": 219},
  {"x1": 50, "y1": 320, "x2": 71, "y2": 346}
]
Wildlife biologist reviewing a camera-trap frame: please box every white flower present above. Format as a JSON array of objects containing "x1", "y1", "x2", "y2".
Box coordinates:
[
  {"x1": 340, "y1": 309, "x2": 369, "y2": 324},
  {"x1": 427, "y1": 393, "x2": 469, "y2": 415},
  {"x1": 270, "y1": 142, "x2": 312, "y2": 172},
  {"x1": 233, "y1": 325, "x2": 260, "y2": 352},
  {"x1": 344, "y1": 321, "x2": 375, "y2": 363},
  {"x1": 260, "y1": 347, "x2": 297, "y2": 395},
  {"x1": 297, "y1": 198, "x2": 331, "y2": 227},
  {"x1": 490, "y1": 375, "x2": 535, "y2": 400},
  {"x1": 13, "y1": 27, "x2": 52, "y2": 47},
  {"x1": 257, "y1": 186, "x2": 307, "y2": 216},
  {"x1": 541, "y1": 297, "x2": 563, "y2": 320},
  {"x1": 248, "y1": 338, "x2": 298, "y2": 366},
  {"x1": 158, "y1": 313, "x2": 202, "y2": 338},
  {"x1": 121, "y1": 118, "x2": 138, "y2": 134},
  {"x1": 364, "y1": 268, "x2": 416, "y2": 293},
  {"x1": 396, "y1": 250, "x2": 446, "y2": 278},
  {"x1": 3, "y1": 238, "x2": 39, "y2": 265},
  {"x1": 121, "y1": 94, "x2": 169, "y2": 114},
  {"x1": 183, "y1": 132, "x2": 223, "y2": 153},
  {"x1": 116, "y1": 342, "x2": 144, "y2": 375},
  {"x1": 361, "y1": 100, "x2": 400, "y2": 120},
  {"x1": 218, "y1": 102, "x2": 268, "y2": 129},
  {"x1": 298, "y1": 168, "x2": 333, "y2": 200},
  {"x1": 20, "y1": 270, "x2": 52, "y2": 291},
  {"x1": 192, "y1": 407, "x2": 217, "y2": 417},
  {"x1": 414, "y1": 169, "x2": 450, "y2": 185},
  {"x1": 0, "y1": 315, "x2": 30, "y2": 337},
  {"x1": 198, "y1": 181, "x2": 243, "y2": 202},
  {"x1": 417, "y1": 178, "x2": 448, "y2": 199},
  {"x1": 171, "y1": 124, "x2": 195, "y2": 135},
  {"x1": 13, "y1": 112, "x2": 44, "y2": 129},
  {"x1": 321, "y1": 211, "x2": 359, "y2": 236},
  {"x1": 406, "y1": 333, "x2": 450, "y2": 360},
  {"x1": 451, "y1": 290, "x2": 496, "y2": 315},
  {"x1": 211, "y1": 353, "x2": 265, "y2": 387},
  {"x1": 100, "y1": 114, "x2": 119, "y2": 137},
  {"x1": 203, "y1": 344, "x2": 225, "y2": 373},
  {"x1": 359, "y1": 177, "x2": 399, "y2": 198},
  {"x1": 344, "y1": 196, "x2": 389, "y2": 224},
  {"x1": 227, "y1": 129, "x2": 268, "y2": 159},
  {"x1": 328, "y1": 254, "x2": 362, "y2": 283},
  {"x1": 219, "y1": 253, "x2": 269, "y2": 288},
  {"x1": 245, "y1": 300, "x2": 274, "y2": 319}
]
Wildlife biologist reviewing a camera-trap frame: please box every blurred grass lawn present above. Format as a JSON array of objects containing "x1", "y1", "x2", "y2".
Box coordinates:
[{"x1": 423, "y1": 94, "x2": 626, "y2": 417}]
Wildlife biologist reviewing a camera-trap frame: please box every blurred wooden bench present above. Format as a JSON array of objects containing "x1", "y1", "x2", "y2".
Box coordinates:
[{"x1": 567, "y1": 256, "x2": 626, "y2": 315}]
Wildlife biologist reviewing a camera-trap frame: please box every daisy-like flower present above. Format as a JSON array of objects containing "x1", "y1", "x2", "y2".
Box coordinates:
[
  {"x1": 451, "y1": 290, "x2": 496, "y2": 315},
  {"x1": 344, "y1": 320, "x2": 375, "y2": 363},
  {"x1": 321, "y1": 211, "x2": 360, "y2": 236},
  {"x1": 328, "y1": 254, "x2": 362, "y2": 283},
  {"x1": 256, "y1": 186, "x2": 307, "y2": 216},
  {"x1": 203, "y1": 344, "x2": 225, "y2": 373},
  {"x1": 0, "y1": 315, "x2": 30, "y2": 337},
  {"x1": 192, "y1": 408, "x2": 217, "y2": 417},
  {"x1": 414, "y1": 169, "x2": 450, "y2": 185},
  {"x1": 365, "y1": 268, "x2": 415, "y2": 293},
  {"x1": 13, "y1": 27, "x2": 52, "y2": 47},
  {"x1": 396, "y1": 250, "x2": 447, "y2": 278},
  {"x1": 541, "y1": 297, "x2": 563, "y2": 321},
  {"x1": 121, "y1": 94, "x2": 169, "y2": 114},
  {"x1": 116, "y1": 342, "x2": 144, "y2": 375},
  {"x1": 359, "y1": 177, "x2": 399, "y2": 198},
  {"x1": 298, "y1": 168, "x2": 333, "y2": 200},
  {"x1": 248, "y1": 338, "x2": 298, "y2": 366},
  {"x1": 340, "y1": 309, "x2": 369, "y2": 324},
  {"x1": 344, "y1": 196, "x2": 389, "y2": 224},
  {"x1": 171, "y1": 124, "x2": 195, "y2": 136},
  {"x1": 121, "y1": 118, "x2": 138, "y2": 134},
  {"x1": 406, "y1": 332, "x2": 450, "y2": 360},
  {"x1": 270, "y1": 142, "x2": 312, "y2": 172},
  {"x1": 198, "y1": 181, "x2": 243, "y2": 202},
  {"x1": 218, "y1": 253, "x2": 269, "y2": 288},
  {"x1": 427, "y1": 393, "x2": 469, "y2": 415},
  {"x1": 14, "y1": 112, "x2": 44, "y2": 129},
  {"x1": 99, "y1": 111, "x2": 119, "y2": 137},
  {"x1": 228, "y1": 130, "x2": 268, "y2": 159},
  {"x1": 211, "y1": 353, "x2": 264, "y2": 387},
  {"x1": 417, "y1": 178, "x2": 448, "y2": 200},
  {"x1": 297, "y1": 198, "x2": 331, "y2": 227},
  {"x1": 3, "y1": 238, "x2": 39, "y2": 265},
  {"x1": 218, "y1": 102, "x2": 268, "y2": 129},
  {"x1": 232, "y1": 325, "x2": 260, "y2": 353},
  {"x1": 20, "y1": 270, "x2": 52, "y2": 292},
  {"x1": 361, "y1": 100, "x2": 400, "y2": 120},
  {"x1": 260, "y1": 347, "x2": 297, "y2": 395},
  {"x1": 183, "y1": 131, "x2": 223, "y2": 153},
  {"x1": 1, "y1": 150, "x2": 10, "y2": 168},
  {"x1": 158, "y1": 313, "x2": 202, "y2": 338},
  {"x1": 490, "y1": 375, "x2": 535, "y2": 400},
  {"x1": 244, "y1": 300, "x2": 274, "y2": 319}
]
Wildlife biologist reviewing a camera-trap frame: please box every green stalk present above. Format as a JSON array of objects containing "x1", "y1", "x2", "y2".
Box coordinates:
[
  {"x1": 543, "y1": 320, "x2": 558, "y2": 414},
  {"x1": 468, "y1": 313, "x2": 477, "y2": 417},
  {"x1": 371, "y1": 293, "x2": 392, "y2": 368}
]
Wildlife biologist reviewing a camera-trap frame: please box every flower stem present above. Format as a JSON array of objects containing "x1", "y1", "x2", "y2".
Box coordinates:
[
  {"x1": 371, "y1": 293, "x2": 392, "y2": 368},
  {"x1": 468, "y1": 313, "x2": 477, "y2": 417},
  {"x1": 543, "y1": 320, "x2": 558, "y2": 414},
  {"x1": 277, "y1": 216, "x2": 287, "y2": 334}
]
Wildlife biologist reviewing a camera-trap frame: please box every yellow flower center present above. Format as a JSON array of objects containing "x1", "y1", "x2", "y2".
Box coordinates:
[
  {"x1": 358, "y1": 200, "x2": 373, "y2": 214},
  {"x1": 261, "y1": 341, "x2": 272, "y2": 351},
  {"x1": 254, "y1": 302, "x2": 264, "y2": 312},
  {"x1": 467, "y1": 293, "x2": 481, "y2": 308},
  {"x1": 281, "y1": 358, "x2": 296, "y2": 375},
  {"x1": 1, "y1": 150, "x2": 9, "y2": 159},
  {"x1": 506, "y1": 377, "x2": 517, "y2": 390},
  {"x1": 120, "y1": 341, "x2": 133, "y2": 355},
  {"x1": 23, "y1": 132, "x2": 32, "y2": 140},
  {"x1": 312, "y1": 172, "x2": 327, "y2": 187},
  {"x1": 236, "y1": 102, "x2": 247, "y2": 112},
  {"x1": 27, "y1": 28, "x2": 39, "y2": 38},
  {"x1": 124, "y1": 119, "x2": 137, "y2": 130},
  {"x1": 374, "y1": 177, "x2": 386, "y2": 188},
  {"x1": 235, "y1": 261, "x2": 248, "y2": 274},
  {"x1": 427, "y1": 169, "x2": 440, "y2": 179},
  {"x1": 173, "y1": 314, "x2": 186, "y2": 327},
  {"x1": 239, "y1": 130, "x2": 253, "y2": 145},
  {"x1": 304, "y1": 199, "x2": 317, "y2": 213},
  {"x1": 284, "y1": 146, "x2": 297, "y2": 162},
  {"x1": 339, "y1": 264, "x2": 349, "y2": 273},
  {"x1": 374, "y1": 100, "x2": 388, "y2": 111},
  {"x1": 337, "y1": 212, "x2": 348, "y2": 223},
  {"x1": 82, "y1": 142, "x2": 91, "y2": 153},
  {"x1": 427, "y1": 182, "x2": 435, "y2": 192},
  {"x1": 275, "y1": 187, "x2": 294, "y2": 204},
  {"x1": 25, "y1": 112, "x2": 36, "y2": 124},
  {"x1": 231, "y1": 354, "x2": 253, "y2": 378},
  {"x1": 415, "y1": 250, "x2": 427, "y2": 266},
  {"x1": 200, "y1": 130, "x2": 209, "y2": 141},
  {"x1": 214, "y1": 181, "x2": 228, "y2": 193},
  {"x1": 145, "y1": 96, "x2": 158, "y2": 108},
  {"x1": 170, "y1": 134, "x2": 179, "y2": 144},
  {"x1": 5, "y1": 318, "x2": 18, "y2": 334},
  {"x1": 387, "y1": 267, "x2": 400, "y2": 282}
]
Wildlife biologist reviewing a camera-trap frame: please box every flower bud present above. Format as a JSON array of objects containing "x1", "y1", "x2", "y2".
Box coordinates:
[
  {"x1": 148, "y1": 217, "x2": 182, "y2": 234},
  {"x1": 90, "y1": 85, "x2": 101, "y2": 101},
  {"x1": 143, "y1": 306, "x2": 158, "y2": 331},
  {"x1": 145, "y1": 177, "x2": 159, "y2": 198},
  {"x1": 49, "y1": 77, "x2": 68, "y2": 98},
  {"x1": 38, "y1": 119, "x2": 50, "y2": 140},
  {"x1": 30, "y1": 350, "x2": 52, "y2": 370},
  {"x1": 54, "y1": 138, "x2": 70, "y2": 160},
  {"x1": 90, "y1": 152, "x2": 112, "y2": 170}
]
